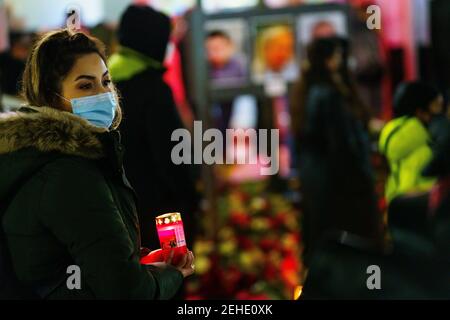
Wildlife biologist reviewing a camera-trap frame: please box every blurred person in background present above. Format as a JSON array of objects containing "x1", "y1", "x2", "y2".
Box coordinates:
[
  {"x1": 291, "y1": 37, "x2": 382, "y2": 267},
  {"x1": 424, "y1": 120, "x2": 450, "y2": 255},
  {"x1": 425, "y1": 126, "x2": 450, "y2": 299},
  {"x1": 163, "y1": 14, "x2": 195, "y2": 131},
  {"x1": 0, "y1": 31, "x2": 33, "y2": 97},
  {"x1": 90, "y1": 22, "x2": 118, "y2": 57},
  {"x1": 378, "y1": 82, "x2": 444, "y2": 204},
  {"x1": 384, "y1": 119, "x2": 450, "y2": 299},
  {"x1": 301, "y1": 80, "x2": 450, "y2": 299},
  {"x1": 0, "y1": 29, "x2": 194, "y2": 299},
  {"x1": 428, "y1": 95, "x2": 450, "y2": 149},
  {"x1": 109, "y1": 5, "x2": 199, "y2": 253},
  {"x1": 381, "y1": 83, "x2": 447, "y2": 261}
]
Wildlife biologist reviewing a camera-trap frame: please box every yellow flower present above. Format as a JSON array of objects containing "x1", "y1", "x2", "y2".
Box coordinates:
[
  {"x1": 281, "y1": 234, "x2": 300, "y2": 250},
  {"x1": 218, "y1": 227, "x2": 235, "y2": 240},
  {"x1": 219, "y1": 240, "x2": 237, "y2": 256},
  {"x1": 193, "y1": 240, "x2": 214, "y2": 255},
  {"x1": 268, "y1": 251, "x2": 282, "y2": 265},
  {"x1": 239, "y1": 252, "x2": 254, "y2": 272},
  {"x1": 251, "y1": 218, "x2": 270, "y2": 231},
  {"x1": 285, "y1": 214, "x2": 299, "y2": 230},
  {"x1": 250, "y1": 197, "x2": 266, "y2": 211},
  {"x1": 195, "y1": 256, "x2": 211, "y2": 275},
  {"x1": 249, "y1": 248, "x2": 265, "y2": 264}
]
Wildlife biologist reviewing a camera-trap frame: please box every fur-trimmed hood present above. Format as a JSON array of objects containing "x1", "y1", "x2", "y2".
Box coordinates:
[
  {"x1": 0, "y1": 106, "x2": 129, "y2": 202},
  {"x1": 0, "y1": 106, "x2": 107, "y2": 159}
]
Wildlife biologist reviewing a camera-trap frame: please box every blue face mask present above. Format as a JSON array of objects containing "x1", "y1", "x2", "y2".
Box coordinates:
[{"x1": 60, "y1": 92, "x2": 117, "y2": 128}]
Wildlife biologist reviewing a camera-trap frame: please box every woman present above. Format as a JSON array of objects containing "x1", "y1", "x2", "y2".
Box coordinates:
[
  {"x1": 291, "y1": 37, "x2": 383, "y2": 265},
  {"x1": 379, "y1": 82, "x2": 443, "y2": 203},
  {"x1": 0, "y1": 29, "x2": 194, "y2": 299}
]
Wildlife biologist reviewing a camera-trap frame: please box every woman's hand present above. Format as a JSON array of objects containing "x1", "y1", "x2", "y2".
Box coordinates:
[
  {"x1": 167, "y1": 250, "x2": 195, "y2": 278},
  {"x1": 140, "y1": 247, "x2": 152, "y2": 258},
  {"x1": 147, "y1": 250, "x2": 195, "y2": 278}
]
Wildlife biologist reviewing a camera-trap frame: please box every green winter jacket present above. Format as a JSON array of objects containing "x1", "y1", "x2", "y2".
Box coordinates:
[
  {"x1": 0, "y1": 106, "x2": 183, "y2": 299},
  {"x1": 379, "y1": 116, "x2": 435, "y2": 203}
]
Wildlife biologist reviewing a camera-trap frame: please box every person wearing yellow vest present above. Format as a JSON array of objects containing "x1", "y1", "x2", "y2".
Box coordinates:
[{"x1": 379, "y1": 81, "x2": 444, "y2": 203}]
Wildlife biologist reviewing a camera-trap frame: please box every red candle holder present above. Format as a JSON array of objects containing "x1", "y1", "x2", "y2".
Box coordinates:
[{"x1": 155, "y1": 212, "x2": 188, "y2": 265}]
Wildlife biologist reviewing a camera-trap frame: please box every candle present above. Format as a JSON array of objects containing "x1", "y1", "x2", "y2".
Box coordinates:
[{"x1": 155, "y1": 212, "x2": 188, "y2": 265}]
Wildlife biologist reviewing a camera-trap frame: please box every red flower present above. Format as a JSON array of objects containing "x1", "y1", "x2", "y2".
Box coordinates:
[
  {"x1": 281, "y1": 255, "x2": 300, "y2": 289},
  {"x1": 236, "y1": 291, "x2": 270, "y2": 300},
  {"x1": 259, "y1": 238, "x2": 276, "y2": 251},
  {"x1": 222, "y1": 266, "x2": 243, "y2": 295},
  {"x1": 230, "y1": 211, "x2": 251, "y2": 227},
  {"x1": 263, "y1": 262, "x2": 278, "y2": 279},
  {"x1": 186, "y1": 295, "x2": 204, "y2": 300},
  {"x1": 271, "y1": 212, "x2": 290, "y2": 228},
  {"x1": 238, "y1": 236, "x2": 254, "y2": 250},
  {"x1": 378, "y1": 197, "x2": 387, "y2": 212}
]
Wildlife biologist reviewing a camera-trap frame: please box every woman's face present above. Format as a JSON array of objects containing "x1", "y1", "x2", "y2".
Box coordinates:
[{"x1": 59, "y1": 53, "x2": 113, "y2": 112}]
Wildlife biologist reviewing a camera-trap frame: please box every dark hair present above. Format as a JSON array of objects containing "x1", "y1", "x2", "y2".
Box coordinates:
[
  {"x1": 304, "y1": 37, "x2": 338, "y2": 83},
  {"x1": 21, "y1": 29, "x2": 122, "y2": 128},
  {"x1": 393, "y1": 81, "x2": 441, "y2": 118},
  {"x1": 291, "y1": 37, "x2": 370, "y2": 136},
  {"x1": 291, "y1": 38, "x2": 338, "y2": 137},
  {"x1": 117, "y1": 5, "x2": 171, "y2": 62},
  {"x1": 206, "y1": 30, "x2": 231, "y2": 41}
]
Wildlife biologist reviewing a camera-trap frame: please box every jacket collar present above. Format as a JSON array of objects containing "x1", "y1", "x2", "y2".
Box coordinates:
[{"x1": 0, "y1": 106, "x2": 107, "y2": 159}]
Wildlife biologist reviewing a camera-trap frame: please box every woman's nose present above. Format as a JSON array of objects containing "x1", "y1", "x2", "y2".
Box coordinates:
[{"x1": 97, "y1": 85, "x2": 111, "y2": 95}]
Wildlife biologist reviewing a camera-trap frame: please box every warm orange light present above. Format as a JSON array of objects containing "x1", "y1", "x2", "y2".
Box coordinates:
[{"x1": 294, "y1": 285, "x2": 303, "y2": 300}]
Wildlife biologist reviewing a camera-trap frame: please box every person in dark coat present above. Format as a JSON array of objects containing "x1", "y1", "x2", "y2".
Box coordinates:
[
  {"x1": 423, "y1": 117, "x2": 450, "y2": 253},
  {"x1": 0, "y1": 31, "x2": 32, "y2": 96},
  {"x1": 0, "y1": 29, "x2": 194, "y2": 300},
  {"x1": 291, "y1": 37, "x2": 382, "y2": 266},
  {"x1": 109, "y1": 5, "x2": 199, "y2": 250},
  {"x1": 301, "y1": 94, "x2": 450, "y2": 300}
]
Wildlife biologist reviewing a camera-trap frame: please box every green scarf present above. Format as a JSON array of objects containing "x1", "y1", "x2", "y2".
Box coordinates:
[{"x1": 108, "y1": 46, "x2": 164, "y2": 82}]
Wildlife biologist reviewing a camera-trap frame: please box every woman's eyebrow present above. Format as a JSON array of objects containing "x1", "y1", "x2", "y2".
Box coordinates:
[
  {"x1": 74, "y1": 75, "x2": 95, "y2": 81},
  {"x1": 75, "y1": 71, "x2": 109, "y2": 81}
]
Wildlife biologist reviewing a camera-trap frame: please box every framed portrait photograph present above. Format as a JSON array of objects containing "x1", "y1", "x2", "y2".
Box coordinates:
[
  {"x1": 251, "y1": 15, "x2": 299, "y2": 85},
  {"x1": 297, "y1": 10, "x2": 348, "y2": 46},
  {"x1": 204, "y1": 18, "x2": 249, "y2": 88}
]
